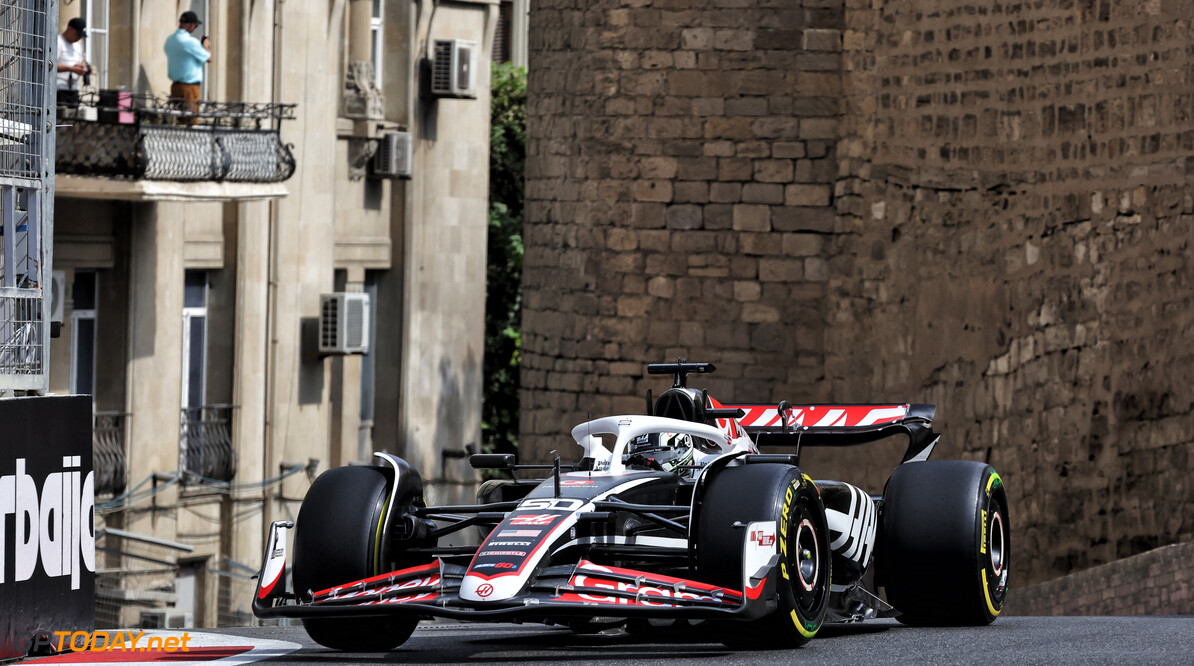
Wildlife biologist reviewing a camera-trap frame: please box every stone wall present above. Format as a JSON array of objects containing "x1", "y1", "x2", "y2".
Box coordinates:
[
  {"x1": 1005, "y1": 542, "x2": 1194, "y2": 615},
  {"x1": 524, "y1": 0, "x2": 1194, "y2": 589},
  {"x1": 833, "y1": 0, "x2": 1194, "y2": 585},
  {"x1": 523, "y1": 0, "x2": 842, "y2": 446}
]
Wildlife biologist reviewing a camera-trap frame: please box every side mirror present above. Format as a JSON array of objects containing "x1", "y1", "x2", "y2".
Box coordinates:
[{"x1": 469, "y1": 453, "x2": 515, "y2": 470}]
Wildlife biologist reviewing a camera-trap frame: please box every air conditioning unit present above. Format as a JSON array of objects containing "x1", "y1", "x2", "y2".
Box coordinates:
[
  {"x1": 373, "y1": 131, "x2": 412, "y2": 179},
  {"x1": 431, "y1": 39, "x2": 478, "y2": 98},
  {"x1": 319, "y1": 293, "x2": 371, "y2": 355},
  {"x1": 139, "y1": 610, "x2": 194, "y2": 629},
  {"x1": 49, "y1": 270, "x2": 65, "y2": 323}
]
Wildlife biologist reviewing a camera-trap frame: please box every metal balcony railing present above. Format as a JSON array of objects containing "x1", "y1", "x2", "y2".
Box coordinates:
[
  {"x1": 180, "y1": 404, "x2": 237, "y2": 482},
  {"x1": 93, "y1": 411, "x2": 128, "y2": 496},
  {"x1": 56, "y1": 94, "x2": 296, "y2": 183}
]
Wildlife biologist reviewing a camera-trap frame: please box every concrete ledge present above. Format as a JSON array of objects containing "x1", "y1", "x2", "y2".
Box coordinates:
[
  {"x1": 1004, "y1": 541, "x2": 1194, "y2": 615},
  {"x1": 56, "y1": 174, "x2": 289, "y2": 202}
]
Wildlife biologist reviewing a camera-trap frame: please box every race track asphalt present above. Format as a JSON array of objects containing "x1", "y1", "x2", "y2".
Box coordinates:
[{"x1": 206, "y1": 616, "x2": 1194, "y2": 665}]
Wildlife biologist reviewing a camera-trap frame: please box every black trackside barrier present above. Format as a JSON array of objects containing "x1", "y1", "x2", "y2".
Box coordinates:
[{"x1": 0, "y1": 396, "x2": 94, "y2": 661}]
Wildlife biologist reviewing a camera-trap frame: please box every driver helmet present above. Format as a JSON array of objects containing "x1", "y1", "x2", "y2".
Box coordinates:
[{"x1": 625, "y1": 432, "x2": 695, "y2": 473}]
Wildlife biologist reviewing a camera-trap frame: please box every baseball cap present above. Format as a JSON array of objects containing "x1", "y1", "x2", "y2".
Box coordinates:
[
  {"x1": 67, "y1": 17, "x2": 87, "y2": 37},
  {"x1": 179, "y1": 11, "x2": 202, "y2": 25}
]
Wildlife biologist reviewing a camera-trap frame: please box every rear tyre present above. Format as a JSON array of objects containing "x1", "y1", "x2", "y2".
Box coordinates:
[
  {"x1": 698, "y1": 464, "x2": 831, "y2": 648},
  {"x1": 880, "y1": 460, "x2": 1009, "y2": 626},
  {"x1": 292, "y1": 465, "x2": 418, "y2": 651}
]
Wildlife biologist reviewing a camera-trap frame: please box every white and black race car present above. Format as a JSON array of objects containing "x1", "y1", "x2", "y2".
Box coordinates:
[{"x1": 253, "y1": 362, "x2": 1009, "y2": 651}]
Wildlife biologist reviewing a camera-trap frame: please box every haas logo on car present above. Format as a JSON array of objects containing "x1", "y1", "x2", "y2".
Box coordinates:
[
  {"x1": 476, "y1": 584, "x2": 494, "y2": 598},
  {"x1": 751, "y1": 529, "x2": 776, "y2": 547}
]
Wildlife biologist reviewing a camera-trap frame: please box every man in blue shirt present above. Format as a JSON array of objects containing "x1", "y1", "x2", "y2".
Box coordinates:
[{"x1": 164, "y1": 11, "x2": 211, "y2": 124}]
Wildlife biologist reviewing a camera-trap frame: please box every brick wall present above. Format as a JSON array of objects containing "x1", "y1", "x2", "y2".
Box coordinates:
[{"x1": 524, "y1": 0, "x2": 1194, "y2": 590}]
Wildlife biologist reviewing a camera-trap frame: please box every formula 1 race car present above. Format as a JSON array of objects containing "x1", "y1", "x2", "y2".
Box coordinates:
[{"x1": 252, "y1": 362, "x2": 1009, "y2": 651}]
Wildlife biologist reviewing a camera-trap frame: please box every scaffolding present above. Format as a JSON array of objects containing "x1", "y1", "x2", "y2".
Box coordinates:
[{"x1": 0, "y1": 0, "x2": 55, "y2": 393}]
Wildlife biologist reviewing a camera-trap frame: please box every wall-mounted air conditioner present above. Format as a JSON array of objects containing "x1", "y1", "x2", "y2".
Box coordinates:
[
  {"x1": 319, "y1": 293, "x2": 371, "y2": 355},
  {"x1": 431, "y1": 39, "x2": 478, "y2": 99},
  {"x1": 373, "y1": 131, "x2": 413, "y2": 179}
]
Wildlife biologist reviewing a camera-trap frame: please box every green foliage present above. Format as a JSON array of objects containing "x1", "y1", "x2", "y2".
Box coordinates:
[{"x1": 483, "y1": 63, "x2": 526, "y2": 456}]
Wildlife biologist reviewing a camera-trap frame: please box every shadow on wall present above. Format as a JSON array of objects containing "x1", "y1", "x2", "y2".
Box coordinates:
[{"x1": 434, "y1": 352, "x2": 479, "y2": 482}]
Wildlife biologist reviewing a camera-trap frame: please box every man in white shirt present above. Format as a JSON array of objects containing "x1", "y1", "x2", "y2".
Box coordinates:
[{"x1": 57, "y1": 18, "x2": 90, "y2": 109}]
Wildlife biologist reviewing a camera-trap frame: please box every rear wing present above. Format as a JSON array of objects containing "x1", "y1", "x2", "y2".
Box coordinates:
[{"x1": 713, "y1": 401, "x2": 939, "y2": 464}]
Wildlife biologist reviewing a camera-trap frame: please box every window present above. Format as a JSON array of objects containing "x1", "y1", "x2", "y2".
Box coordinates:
[
  {"x1": 492, "y1": 1, "x2": 513, "y2": 64},
  {"x1": 70, "y1": 271, "x2": 97, "y2": 398},
  {"x1": 181, "y1": 270, "x2": 208, "y2": 411},
  {"x1": 80, "y1": 0, "x2": 109, "y2": 89},
  {"x1": 371, "y1": 0, "x2": 383, "y2": 88}
]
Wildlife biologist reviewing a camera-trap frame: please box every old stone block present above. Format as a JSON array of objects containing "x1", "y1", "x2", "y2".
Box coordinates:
[
  {"x1": 725, "y1": 97, "x2": 770, "y2": 116},
  {"x1": 736, "y1": 141, "x2": 771, "y2": 158},
  {"x1": 630, "y1": 203, "x2": 668, "y2": 228},
  {"x1": 800, "y1": 117, "x2": 838, "y2": 139},
  {"x1": 782, "y1": 233, "x2": 823, "y2": 256},
  {"x1": 773, "y1": 141, "x2": 806, "y2": 159},
  {"x1": 639, "y1": 230, "x2": 671, "y2": 252},
  {"x1": 703, "y1": 140, "x2": 736, "y2": 157},
  {"x1": 640, "y1": 156, "x2": 679, "y2": 179},
  {"x1": 755, "y1": 159, "x2": 795, "y2": 183},
  {"x1": 668, "y1": 70, "x2": 706, "y2": 96},
  {"x1": 785, "y1": 184, "x2": 832, "y2": 206},
  {"x1": 704, "y1": 204, "x2": 734, "y2": 229},
  {"x1": 705, "y1": 116, "x2": 755, "y2": 140},
  {"x1": 741, "y1": 303, "x2": 781, "y2": 323},
  {"x1": 733, "y1": 204, "x2": 771, "y2": 231},
  {"x1": 607, "y1": 228, "x2": 639, "y2": 251},
  {"x1": 710, "y1": 182, "x2": 743, "y2": 203},
  {"x1": 734, "y1": 281, "x2": 762, "y2": 301},
  {"x1": 771, "y1": 206, "x2": 835, "y2": 232},
  {"x1": 742, "y1": 183, "x2": 786, "y2": 204},
  {"x1": 693, "y1": 97, "x2": 726, "y2": 116},
  {"x1": 681, "y1": 28, "x2": 715, "y2": 50},
  {"x1": 674, "y1": 232, "x2": 721, "y2": 255},
  {"x1": 666, "y1": 204, "x2": 704, "y2": 229},
  {"x1": 633, "y1": 180, "x2": 674, "y2": 202},
  {"x1": 677, "y1": 156, "x2": 719, "y2": 180},
  {"x1": 714, "y1": 29, "x2": 754, "y2": 51},
  {"x1": 803, "y1": 29, "x2": 842, "y2": 52},
  {"x1": 719, "y1": 158, "x2": 754, "y2": 180},
  {"x1": 739, "y1": 233, "x2": 783, "y2": 255},
  {"x1": 759, "y1": 258, "x2": 803, "y2": 281},
  {"x1": 674, "y1": 181, "x2": 710, "y2": 203},
  {"x1": 647, "y1": 276, "x2": 675, "y2": 298}
]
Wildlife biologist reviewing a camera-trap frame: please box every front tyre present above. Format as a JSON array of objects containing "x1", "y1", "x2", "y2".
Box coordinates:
[
  {"x1": 292, "y1": 465, "x2": 418, "y2": 651},
  {"x1": 698, "y1": 464, "x2": 831, "y2": 648},
  {"x1": 880, "y1": 460, "x2": 1009, "y2": 625}
]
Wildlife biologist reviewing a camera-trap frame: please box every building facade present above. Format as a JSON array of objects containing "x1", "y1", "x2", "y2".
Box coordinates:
[{"x1": 53, "y1": 0, "x2": 506, "y2": 626}]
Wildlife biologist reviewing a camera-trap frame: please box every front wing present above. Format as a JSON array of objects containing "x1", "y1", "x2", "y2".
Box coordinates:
[{"x1": 252, "y1": 521, "x2": 777, "y2": 622}]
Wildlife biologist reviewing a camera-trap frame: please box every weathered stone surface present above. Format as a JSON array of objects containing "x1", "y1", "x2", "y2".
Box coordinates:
[{"x1": 524, "y1": 0, "x2": 1194, "y2": 594}]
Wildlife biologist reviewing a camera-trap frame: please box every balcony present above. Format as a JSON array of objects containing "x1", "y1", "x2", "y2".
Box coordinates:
[
  {"x1": 93, "y1": 411, "x2": 128, "y2": 496},
  {"x1": 55, "y1": 94, "x2": 296, "y2": 202},
  {"x1": 180, "y1": 404, "x2": 237, "y2": 482}
]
